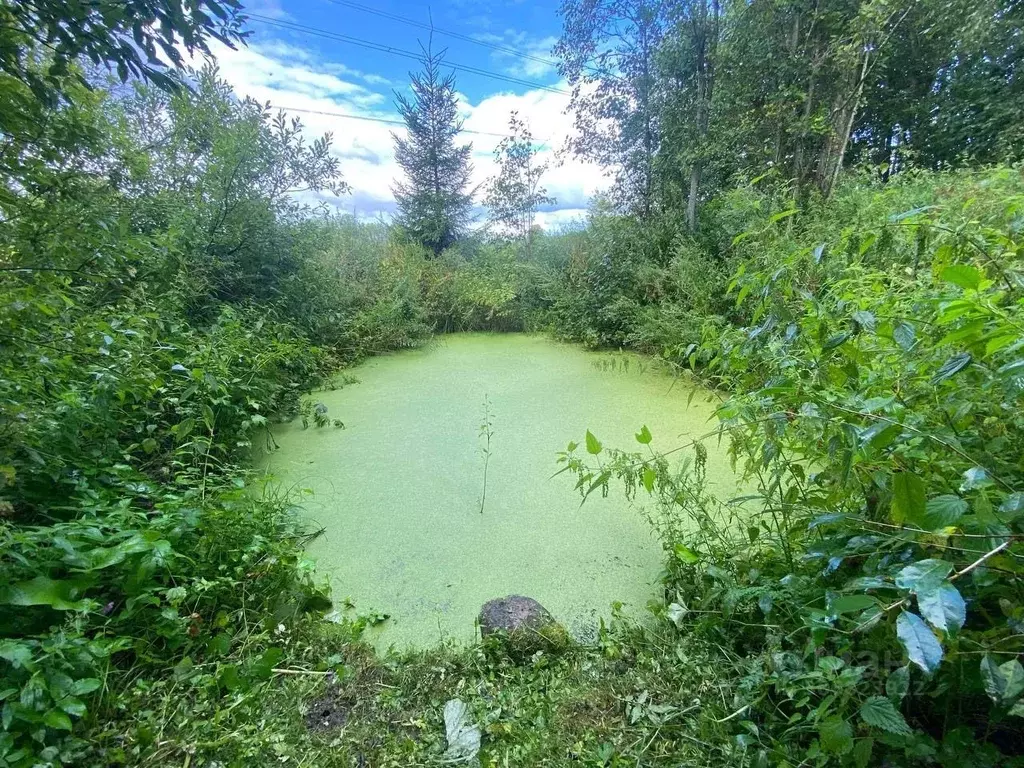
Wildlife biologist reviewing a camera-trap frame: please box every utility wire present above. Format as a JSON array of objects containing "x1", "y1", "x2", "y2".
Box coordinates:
[
  {"x1": 246, "y1": 13, "x2": 570, "y2": 96},
  {"x1": 269, "y1": 104, "x2": 555, "y2": 151},
  {"x1": 266, "y1": 104, "x2": 513, "y2": 138},
  {"x1": 320, "y1": 0, "x2": 561, "y2": 72}
]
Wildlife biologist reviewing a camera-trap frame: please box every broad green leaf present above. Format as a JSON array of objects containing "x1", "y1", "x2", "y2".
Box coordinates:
[
  {"x1": 893, "y1": 321, "x2": 916, "y2": 351},
  {"x1": 1001, "y1": 492, "x2": 1024, "y2": 518},
  {"x1": 891, "y1": 473, "x2": 926, "y2": 525},
  {"x1": 852, "y1": 310, "x2": 876, "y2": 332},
  {"x1": 822, "y1": 331, "x2": 851, "y2": 351},
  {"x1": 0, "y1": 577, "x2": 91, "y2": 611},
  {"x1": 939, "y1": 319, "x2": 986, "y2": 347},
  {"x1": 889, "y1": 205, "x2": 936, "y2": 222},
  {"x1": 0, "y1": 640, "x2": 34, "y2": 670},
  {"x1": 997, "y1": 359, "x2": 1024, "y2": 379},
  {"x1": 218, "y1": 664, "x2": 243, "y2": 691},
  {"x1": 673, "y1": 544, "x2": 701, "y2": 565},
  {"x1": 960, "y1": 466, "x2": 990, "y2": 491},
  {"x1": 43, "y1": 709, "x2": 73, "y2": 731},
  {"x1": 917, "y1": 583, "x2": 966, "y2": 634},
  {"x1": 735, "y1": 284, "x2": 751, "y2": 307},
  {"x1": 666, "y1": 602, "x2": 687, "y2": 628},
  {"x1": 71, "y1": 679, "x2": 101, "y2": 696},
  {"x1": 818, "y1": 656, "x2": 844, "y2": 673},
  {"x1": 641, "y1": 467, "x2": 656, "y2": 492},
  {"x1": 932, "y1": 353, "x2": 972, "y2": 383},
  {"x1": 819, "y1": 717, "x2": 854, "y2": 754},
  {"x1": 981, "y1": 655, "x2": 1011, "y2": 702},
  {"x1": 985, "y1": 332, "x2": 1018, "y2": 357},
  {"x1": 83, "y1": 546, "x2": 127, "y2": 571},
  {"x1": 859, "y1": 695, "x2": 911, "y2": 735},
  {"x1": 923, "y1": 495, "x2": 968, "y2": 530},
  {"x1": 852, "y1": 737, "x2": 874, "y2": 768},
  {"x1": 443, "y1": 698, "x2": 481, "y2": 762},
  {"x1": 862, "y1": 423, "x2": 902, "y2": 452},
  {"x1": 58, "y1": 697, "x2": 86, "y2": 717},
  {"x1": 769, "y1": 208, "x2": 798, "y2": 223},
  {"x1": 896, "y1": 560, "x2": 952, "y2": 594},
  {"x1": 886, "y1": 666, "x2": 910, "y2": 702},
  {"x1": 844, "y1": 576, "x2": 892, "y2": 591},
  {"x1": 1003, "y1": 660, "x2": 1024, "y2": 701},
  {"x1": 585, "y1": 430, "x2": 602, "y2": 455},
  {"x1": 251, "y1": 647, "x2": 283, "y2": 681},
  {"x1": 984, "y1": 656, "x2": 1024, "y2": 703},
  {"x1": 896, "y1": 611, "x2": 943, "y2": 674},
  {"x1": 940, "y1": 264, "x2": 982, "y2": 290},
  {"x1": 172, "y1": 656, "x2": 196, "y2": 681},
  {"x1": 830, "y1": 594, "x2": 877, "y2": 615},
  {"x1": 635, "y1": 425, "x2": 652, "y2": 445}
]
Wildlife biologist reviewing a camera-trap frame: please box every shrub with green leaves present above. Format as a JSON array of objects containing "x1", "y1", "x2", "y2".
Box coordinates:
[
  {"x1": 559, "y1": 167, "x2": 1024, "y2": 765},
  {"x1": 0, "y1": 59, "x2": 345, "y2": 765}
]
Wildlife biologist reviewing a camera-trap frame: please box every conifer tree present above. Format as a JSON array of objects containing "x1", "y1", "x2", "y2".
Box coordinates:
[{"x1": 392, "y1": 45, "x2": 473, "y2": 255}]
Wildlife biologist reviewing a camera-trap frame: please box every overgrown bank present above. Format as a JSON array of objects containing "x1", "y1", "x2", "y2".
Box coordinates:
[
  {"x1": 553, "y1": 165, "x2": 1024, "y2": 766},
  {"x1": 0, "y1": 59, "x2": 543, "y2": 765},
  {"x1": 3, "y1": 0, "x2": 1024, "y2": 766}
]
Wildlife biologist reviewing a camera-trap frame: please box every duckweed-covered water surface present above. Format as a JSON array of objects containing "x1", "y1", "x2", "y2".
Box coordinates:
[{"x1": 262, "y1": 334, "x2": 739, "y2": 648}]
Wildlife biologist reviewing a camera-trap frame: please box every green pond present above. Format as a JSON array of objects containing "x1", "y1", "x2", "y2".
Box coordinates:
[{"x1": 260, "y1": 334, "x2": 738, "y2": 649}]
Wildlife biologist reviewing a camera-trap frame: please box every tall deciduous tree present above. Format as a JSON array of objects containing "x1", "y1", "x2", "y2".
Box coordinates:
[
  {"x1": 392, "y1": 45, "x2": 473, "y2": 255},
  {"x1": 658, "y1": 0, "x2": 722, "y2": 231},
  {"x1": 850, "y1": 0, "x2": 1023, "y2": 174},
  {"x1": 0, "y1": 0, "x2": 247, "y2": 102},
  {"x1": 555, "y1": 0, "x2": 667, "y2": 219},
  {"x1": 484, "y1": 112, "x2": 555, "y2": 247}
]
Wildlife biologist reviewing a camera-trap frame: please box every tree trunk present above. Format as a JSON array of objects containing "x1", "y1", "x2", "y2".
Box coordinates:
[
  {"x1": 818, "y1": 47, "x2": 869, "y2": 198},
  {"x1": 685, "y1": 0, "x2": 719, "y2": 233},
  {"x1": 686, "y1": 162, "x2": 700, "y2": 231},
  {"x1": 793, "y1": 57, "x2": 818, "y2": 200}
]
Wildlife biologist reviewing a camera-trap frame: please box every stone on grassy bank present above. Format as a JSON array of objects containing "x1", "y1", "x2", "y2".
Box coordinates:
[{"x1": 478, "y1": 595, "x2": 569, "y2": 658}]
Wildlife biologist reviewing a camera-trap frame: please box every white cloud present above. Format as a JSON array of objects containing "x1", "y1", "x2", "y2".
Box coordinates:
[
  {"x1": 242, "y1": 0, "x2": 291, "y2": 21},
  {"x1": 460, "y1": 88, "x2": 607, "y2": 211},
  {"x1": 473, "y1": 31, "x2": 560, "y2": 79},
  {"x1": 201, "y1": 36, "x2": 607, "y2": 227}
]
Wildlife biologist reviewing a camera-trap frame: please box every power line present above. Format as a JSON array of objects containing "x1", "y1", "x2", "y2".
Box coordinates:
[
  {"x1": 320, "y1": 0, "x2": 561, "y2": 73},
  {"x1": 269, "y1": 104, "x2": 556, "y2": 151},
  {"x1": 266, "y1": 104, "x2": 513, "y2": 138},
  {"x1": 246, "y1": 14, "x2": 569, "y2": 96}
]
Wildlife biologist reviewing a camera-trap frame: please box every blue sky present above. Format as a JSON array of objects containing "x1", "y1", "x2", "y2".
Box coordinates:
[{"x1": 198, "y1": 0, "x2": 606, "y2": 224}]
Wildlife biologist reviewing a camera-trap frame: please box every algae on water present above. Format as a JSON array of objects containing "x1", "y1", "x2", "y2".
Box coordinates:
[{"x1": 261, "y1": 334, "x2": 739, "y2": 649}]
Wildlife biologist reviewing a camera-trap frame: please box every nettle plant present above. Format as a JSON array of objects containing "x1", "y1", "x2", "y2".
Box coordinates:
[{"x1": 560, "y1": 187, "x2": 1024, "y2": 764}]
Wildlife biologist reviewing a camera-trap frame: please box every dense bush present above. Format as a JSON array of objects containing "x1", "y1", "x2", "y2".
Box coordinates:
[
  {"x1": 5, "y1": 2, "x2": 1023, "y2": 764},
  {"x1": 0, "y1": 64, "x2": 385, "y2": 764},
  {"x1": 561, "y1": 166, "x2": 1024, "y2": 765}
]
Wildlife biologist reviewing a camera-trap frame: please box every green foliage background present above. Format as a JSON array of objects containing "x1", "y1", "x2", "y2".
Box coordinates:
[{"x1": 3, "y1": 0, "x2": 1024, "y2": 766}]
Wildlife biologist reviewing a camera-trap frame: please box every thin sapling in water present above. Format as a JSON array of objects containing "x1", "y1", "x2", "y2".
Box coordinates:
[{"x1": 479, "y1": 395, "x2": 494, "y2": 513}]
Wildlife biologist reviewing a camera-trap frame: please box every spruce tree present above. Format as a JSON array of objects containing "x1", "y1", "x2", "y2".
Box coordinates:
[{"x1": 392, "y1": 46, "x2": 474, "y2": 255}]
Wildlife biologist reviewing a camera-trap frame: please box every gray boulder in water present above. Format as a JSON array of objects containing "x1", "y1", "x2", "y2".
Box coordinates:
[{"x1": 478, "y1": 595, "x2": 569, "y2": 658}]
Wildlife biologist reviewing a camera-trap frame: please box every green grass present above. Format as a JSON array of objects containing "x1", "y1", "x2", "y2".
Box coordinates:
[{"x1": 82, "y1": 610, "x2": 744, "y2": 767}]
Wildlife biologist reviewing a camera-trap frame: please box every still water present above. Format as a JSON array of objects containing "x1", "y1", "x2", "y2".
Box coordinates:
[{"x1": 261, "y1": 334, "x2": 738, "y2": 649}]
